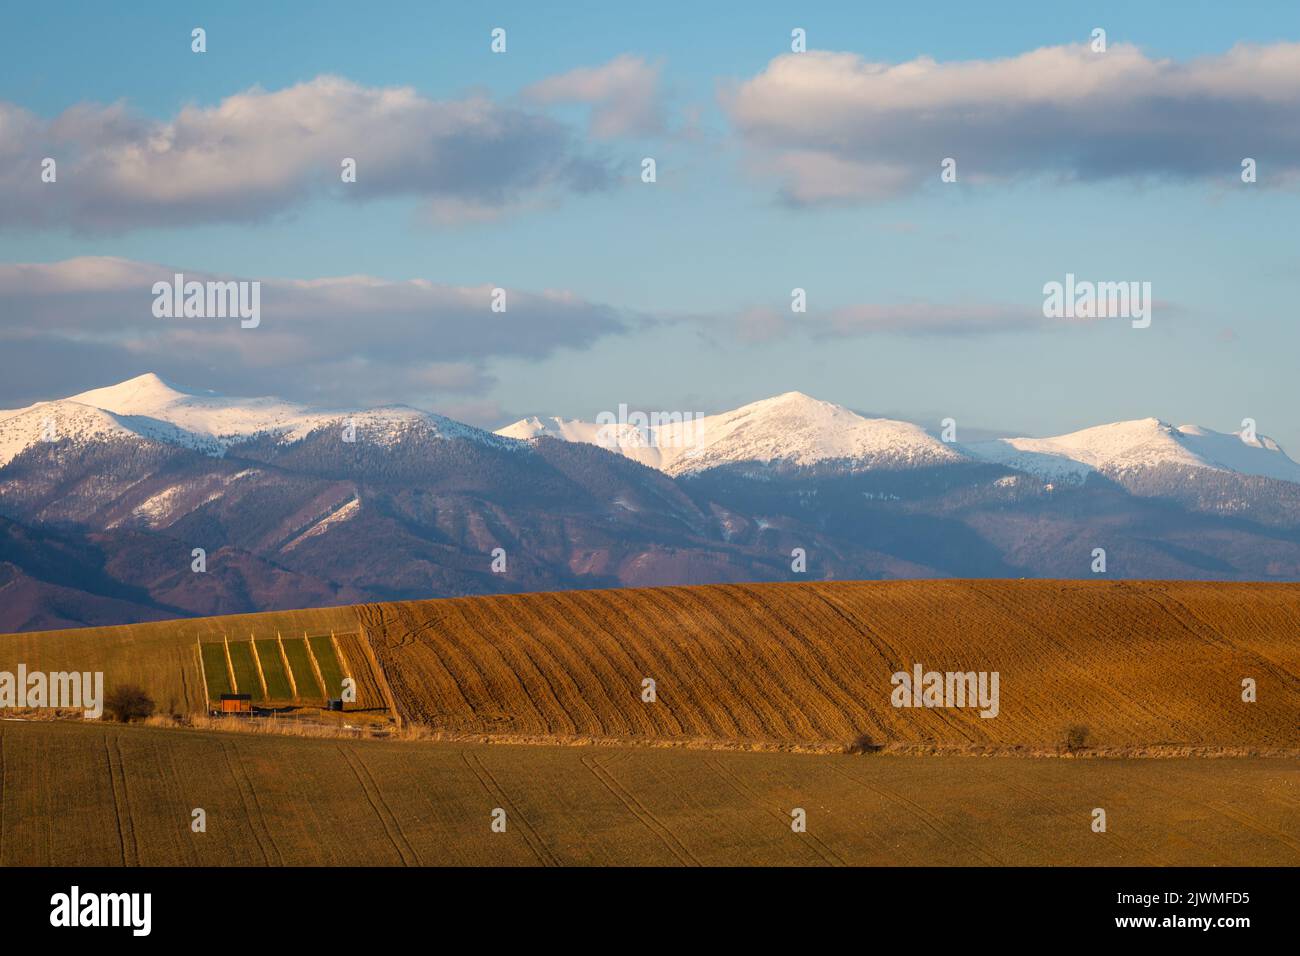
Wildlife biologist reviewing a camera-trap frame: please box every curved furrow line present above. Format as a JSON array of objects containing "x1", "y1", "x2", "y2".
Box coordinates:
[
  {"x1": 500, "y1": 594, "x2": 614, "y2": 736},
  {"x1": 708, "y1": 585, "x2": 851, "y2": 741},
  {"x1": 473, "y1": 596, "x2": 582, "y2": 735},
  {"x1": 636, "y1": 587, "x2": 761, "y2": 739},
  {"x1": 558, "y1": 590, "x2": 683, "y2": 737},
  {"x1": 598, "y1": 588, "x2": 728, "y2": 737},
  {"x1": 453, "y1": 598, "x2": 562, "y2": 734},
  {"x1": 102, "y1": 735, "x2": 132, "y2": 866},
  {"x1": 659, "y1": 586, "x2": 803, "y2": 740}
]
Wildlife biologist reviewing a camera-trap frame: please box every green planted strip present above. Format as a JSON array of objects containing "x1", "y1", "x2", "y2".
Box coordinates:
[
  {"x1": 254, "y1": 639, "x2": 293, "y2": 700},
  {"x1": 282, "y1": 638, "x2": 323, "y2": 700},
  {"x1": 226, "y1": 641, "x2": 261, "y2": 698},
  {"x1": 200, "y1": 643, "x2": 232, "y2": 699},
  {"x1": 309, "y1": 635, "x2": 347, "y2": 700}
]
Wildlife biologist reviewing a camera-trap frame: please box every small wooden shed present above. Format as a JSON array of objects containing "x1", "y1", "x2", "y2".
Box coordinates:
[{"x1": 219, "y1": 693, "x2": 252, "y2": 715}]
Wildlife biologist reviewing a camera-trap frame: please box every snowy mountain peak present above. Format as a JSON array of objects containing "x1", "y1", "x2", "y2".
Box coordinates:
[
  {"x1": 669, "y1": 393, "x2": 967, "y2": 476},
  {"x1": 68, "y1": 372, "x2": 197, "y2": 412},
  {"x1": 498, "y1": 415, "x2": 576, "y2": 439},
  {"x1": 498, "y1": 392, "x2": 968, "y2": 476},
  {"x1": 752, "y1": 390, "x2": 819, "y2": 406},
  {"x1": 6, "y1": 377, "x2": 1299, "y2": 488},
  {"x1": 0, "y1": 374, "x2": 505, "y2": 466},
  {"x1": 968, "y1": 417, "x2": 1300, "y2": 484}
]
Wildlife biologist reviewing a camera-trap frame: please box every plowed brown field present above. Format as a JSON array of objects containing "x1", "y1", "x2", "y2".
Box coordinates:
[
  {"x1": 354, "y1": 580, "x2": 1300, "y2": 750},
  {"x1": 1, "y1": 721, "x2": 1295, "y2": 866},
  {"x1": 3, "y1": 581, "x2": 1296, "y2": 750}
]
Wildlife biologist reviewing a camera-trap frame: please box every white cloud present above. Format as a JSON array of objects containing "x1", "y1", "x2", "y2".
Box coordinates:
[
  {"x1": 0, "y1": 76, "x2": 610, "y2": 232},
  {"x1": 526, "y1": 54, "x2": 665, "y2": 138},
  {"x1": 0, "y1": 257, "x2": 631, "y2": 406},
  {"x1": 723, "y1": 42, "x2": 1300, "y2": 204}
]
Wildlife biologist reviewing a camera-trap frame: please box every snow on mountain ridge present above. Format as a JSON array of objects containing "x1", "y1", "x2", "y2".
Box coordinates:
[
  {"x1": 69, "y1": 372, "x2": 198, "y2": 410},
  {"x1": 0, "y1": 373, "x2": 506, "y2": 466},
  {"x1": 666, "y1": 391, "x2": 967, "y2": 476},
  {"x1": 967, "y1": 417, "x2": 1300, "y2": 484},
  {"x1": 0, "y1": 401, "x2": 144, "y2": 468},
  {"x1": 7, "y1": 377, "x2": 1299, "y2": 487},
  {"x1": 498, "y1": 390, "x2": 968, "y2": 476},
  {"x1": 496, "y1": 415, "x2": 669, "y2": 468}
]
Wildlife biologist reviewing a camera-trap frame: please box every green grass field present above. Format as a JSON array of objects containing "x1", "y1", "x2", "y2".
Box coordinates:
[
  {"x1": 309, "y1": 635, "x2": 346, "y2": 699},
  {"x1": 199, "y1": 636, "x2": 350, "y2": 705},
  {"x1": 1, "y1": 721, "x2": 1295, "y2": 866},
  {"x1": 226, "y1": 641, "x2": 262, "y2": 697},
  {"x1": 254, "y1": 639, "x2": 294, "y2": 700},
  {"x1": 199, "y1": 643, "x2": 232, "y2": 699},
  {"x1": 281, "y1": 637, "x2": 323, "y2": 700}
]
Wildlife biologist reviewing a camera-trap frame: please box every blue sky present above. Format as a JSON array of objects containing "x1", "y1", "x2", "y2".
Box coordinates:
[{"x1": 2, "y1": 1, "x2": 1298, "y2": 450}]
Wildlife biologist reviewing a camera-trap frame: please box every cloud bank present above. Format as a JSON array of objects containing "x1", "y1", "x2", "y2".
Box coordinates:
[
  {"x1": 0, "y1": 257, "x2": 630, "y2": 412},
  {"x1": 723, "y1": 41, "x2": 1300, "y2": 204},
  {"x1": 0, "y1": 76, "x2": 611, "y2": 232}
]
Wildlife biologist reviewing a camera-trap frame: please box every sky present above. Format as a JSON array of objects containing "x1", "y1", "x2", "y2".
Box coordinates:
[{"x1": 1, "y1": 0, "x2": 1298, "y2": 450}]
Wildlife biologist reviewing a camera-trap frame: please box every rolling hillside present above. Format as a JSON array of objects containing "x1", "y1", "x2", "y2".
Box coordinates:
[
  {"x1": 4, "y1": 580, "x2": 1297, "y2": 750},
  {"x1": 0, "y1": 605, "x2": 361, "y2": 715}
]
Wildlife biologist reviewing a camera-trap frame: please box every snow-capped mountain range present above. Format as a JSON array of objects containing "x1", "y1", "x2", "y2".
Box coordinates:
[
  {"x1": 0, "y1": 373, "x2": 499, "y2": 467},
  {"x1": 968, "y1": 419, "x2": 1300, "y2": 485},
  {"x1": 497, "y1": 390, "x2": 1300, "y2": 485},
  {"x1": 497, "y1": 391, "x2": 966, "y2": 476},
  {"x1": 4, "y1": 374, "x2": 1300, "y2": 632},
  {"x1": 4, "y1": 374, "x2": 1297, "y2": 485}
]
